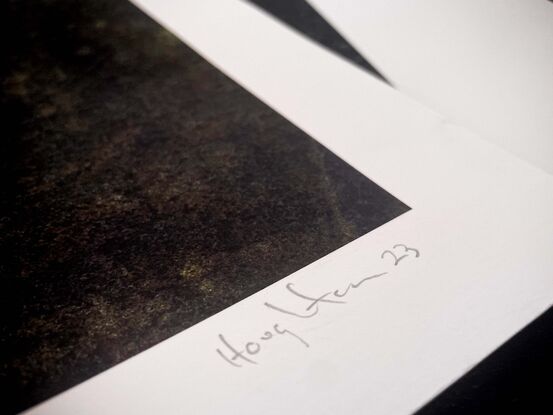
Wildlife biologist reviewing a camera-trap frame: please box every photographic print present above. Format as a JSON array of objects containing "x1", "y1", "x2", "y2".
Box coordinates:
[{"x1": 0, "y1": 1, "x2": 409, "y2": 412}]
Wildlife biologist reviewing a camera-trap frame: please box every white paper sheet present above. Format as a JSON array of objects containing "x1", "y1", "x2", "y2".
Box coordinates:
[
  {"x1": 24, "y1": 1, "x2": 553, "y2": 414},
  {"x1": 309, "y1": 0, "x2": 553, "y2": 174}
]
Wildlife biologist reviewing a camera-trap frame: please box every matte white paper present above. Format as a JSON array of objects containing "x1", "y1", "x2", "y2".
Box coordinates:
[{"x1": 310, "y1": 0, "x2": 553, "y2": 174}]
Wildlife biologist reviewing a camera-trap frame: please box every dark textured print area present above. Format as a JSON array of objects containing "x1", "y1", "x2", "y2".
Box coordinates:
[{"x1": 0, "y1": 1, "x2": 409, "y2": 413}]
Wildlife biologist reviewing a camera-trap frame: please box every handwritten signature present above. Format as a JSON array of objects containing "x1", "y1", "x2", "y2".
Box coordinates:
[{"x1": 216, "y1": 244, "x2": 420, "y2": 367}]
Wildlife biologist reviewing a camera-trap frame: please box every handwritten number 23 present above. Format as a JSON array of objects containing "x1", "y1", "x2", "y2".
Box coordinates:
[{"x1": 381, "y1": 244, "x2": 420, "y2": 266}]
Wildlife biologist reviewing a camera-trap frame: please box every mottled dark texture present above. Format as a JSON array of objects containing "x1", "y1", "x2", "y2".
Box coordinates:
[
  {"x1": 248, "y1": 0, "x2": 388, "y2": 82},
  {"x1": 0, "y1": 0, "x2": 409, "y2": 413}
]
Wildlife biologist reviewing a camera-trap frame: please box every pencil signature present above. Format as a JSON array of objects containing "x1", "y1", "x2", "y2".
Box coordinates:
[{"x1": 216, "y1": 244, "x2": 420, "y2": 367}]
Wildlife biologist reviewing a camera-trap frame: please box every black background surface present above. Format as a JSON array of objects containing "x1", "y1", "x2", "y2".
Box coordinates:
[{"x1": 416, "y1": 306, "x2": 553, "y2": 415}]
